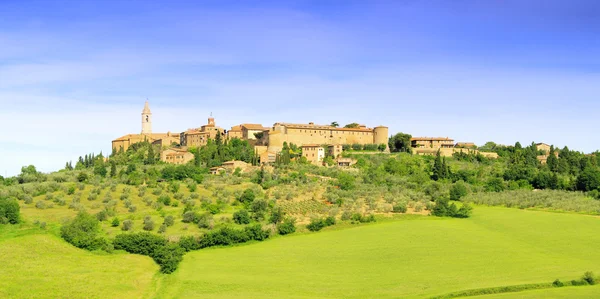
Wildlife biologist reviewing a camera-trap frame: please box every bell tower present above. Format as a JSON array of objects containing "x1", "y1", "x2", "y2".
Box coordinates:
[{"x1": 141, "y1": 100, "x2": 152, "y2": 135}]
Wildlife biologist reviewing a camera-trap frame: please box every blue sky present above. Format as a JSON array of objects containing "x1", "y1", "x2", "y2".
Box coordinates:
[{"x1": 1, "y1": 0, "x2": 599, "y2": 176}]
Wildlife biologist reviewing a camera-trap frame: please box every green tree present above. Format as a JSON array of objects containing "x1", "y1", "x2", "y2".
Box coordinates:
[
  {"x1": 330, "y1": 121, "x2": 339, "y2": 128},
  {"x1": 110, "y1": 161, "x2": 117, "y2": 177},
  {"x1": 449, "y1": 181, "x2": 468, "y2": 201},
  {"x1": 431, "y1": 150, "x2": 444, "y2": 181},
  {"x1": 146, "y1": 144, "x2": 156, "y2": 164},
  {"x1": 93, "y1": 161, "x2": 107, "y2": 177},
  {"x1": 547, "y1": 146, "x2": 558, "y2": 172},
  {"x1": 0, "y1": 198, "x2": 20, "y2": 224},
  {"x1": 344, "y1": 123, "x2": 360, "y2": 128},
  {"x1": 388, "y1": 132, "x2": 412, "y2": 153}
]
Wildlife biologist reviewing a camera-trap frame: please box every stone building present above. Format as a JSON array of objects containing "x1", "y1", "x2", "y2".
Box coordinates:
[
  {"x1": 301, "y1": 144, "x2": 325, "y2": 166},
  {"x1": 536, "y1": 143, "x2": 551, "y2": 154},
  {"x1": 180, "y1": 117, "x2": 225, "y2": 148},
  {"x1": 160, "y1": 148, "x2": 194, "y2": 165},
  {"x1": 411, "y1": 137, "x2": 455, "y2": 149},
  {"x1": 112, "y1": 102, "x2": 180, "y2": 152},
  {"x1": 264, "y1": 122, "x2": 388, "y2": 153}
]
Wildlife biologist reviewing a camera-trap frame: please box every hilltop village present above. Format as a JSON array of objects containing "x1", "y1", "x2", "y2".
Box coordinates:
[{"x1": 112, "y1": 102, "x2": 554, "y2": 169}]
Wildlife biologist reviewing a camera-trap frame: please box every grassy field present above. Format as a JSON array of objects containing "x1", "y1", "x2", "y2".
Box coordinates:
[
  {"x1": 470, "y1": 284, "x2": 600, "y2": 298},
  {"x1": 0, "y1": 225, "x2": 158, "y2": 299},
  {"x1": 154, "y1": 206, "x2": 600, "y2": 298}
]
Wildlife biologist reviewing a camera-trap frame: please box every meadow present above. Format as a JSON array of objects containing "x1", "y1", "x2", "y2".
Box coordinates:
[{"x1": 153, "y1": 206, "x2": 600, "y2": 298}]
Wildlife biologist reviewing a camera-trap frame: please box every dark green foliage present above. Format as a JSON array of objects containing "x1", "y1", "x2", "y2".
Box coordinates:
[
  {"x1": 450, "y1": 181, "x2": 468, "y2": 201},
  {"x1": 277, "y1": 218, "x2": 296, "y2": 235},
  {"x1": 388, "y1": 132, "x2": 412, "y2": 153},
  {"x1": 93, "y1": 161, "x2": 107, "y2": 177},
  {"x1": 178, "y1": 235, "x2": 200, "y2": 252},
  {"x1": 336, "y1": 172, "x2": 356, "y2": 190},
  {"x1": 161, "y1": 164, "x2": 205, "y2": 182},
  {"x1": 577, "y1": 167, "x2": 600, "y2": 192},
  {"x1": 0, "y1": 198, "x2": 20, "y2": 224},
  {"x1": 152, "y1": 243, "x2": 185, "y2": 274},
  {"x1": 238, "y1": 188, "x2": 255, "y2": 204},
  {"x1": 431, "y1": 198, "x2": 473, "y2": 218},
  {"x1": 233, "y1": 209, "x2": 251, "y2": 225},
  {"x1": 583, "y1": 271, "x2": 596, "y2": 285},
  {"x1": 269, "y1": 207, "x2": 285, "y2": 224},
  {"x1": 77, "y1": 172, "x2": 88, "y2": 182},
  {"x1": 111, "y1": 217, "x2": 120, "y2": 227},
  {"x1": 158, "y1": 195, "x2": 171, "y2": 206},
  {"x1": 393, "y1": 203, "x2": 407, "y2": 213},
  {"x1": 206, "y1": 204, "x2": 221, "y2": 215},
  {"x1": 113, "y1": 232, "x2": 184, "y2": 274},
  {"x1": 307, "y1": 218, "x2": 326, "y2": 232},
  {"x1": 198, "y1": 225, "x2": 270, "y2": 248},
  {"x1": 250, "y1": 200, "x2": 268, "y2": 214},
  {"x1": 350, "y1": 213, "x2": 376, "y2": 223},
  {"x1": 60, "y1": 211, "x2": 109, "y2": 251},
  {"x1": 552, "y1": 279, "x2": 564, "y2": 287},
  {"x1": 485, "y1": 177, "x2": 505, "y2": 192}
]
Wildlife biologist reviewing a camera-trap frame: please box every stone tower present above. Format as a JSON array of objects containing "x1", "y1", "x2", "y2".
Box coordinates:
[{"x1": 141, "y1": 101, "x2": 152, "y2": 135}]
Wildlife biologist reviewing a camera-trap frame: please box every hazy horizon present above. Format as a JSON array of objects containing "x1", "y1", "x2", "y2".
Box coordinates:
[{"x1": 1, "y1": 0, "x2": 599, "y2": 176}]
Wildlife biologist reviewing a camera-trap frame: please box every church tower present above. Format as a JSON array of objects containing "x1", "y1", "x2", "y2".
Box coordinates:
[{"x1": 141, "y1": 101, "x2": 152, "y2": 135}]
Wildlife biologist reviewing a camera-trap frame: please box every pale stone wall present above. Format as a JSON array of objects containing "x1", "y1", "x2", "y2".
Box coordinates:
[{"x1": 160, "y1": 148, "x2": 194, "y2": 165}]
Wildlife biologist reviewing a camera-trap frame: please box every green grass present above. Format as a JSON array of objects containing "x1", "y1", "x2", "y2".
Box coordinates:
[
  {"x1": 154, "y1": 206, "x2": 600, "y2": 298},
  {"x1": 0, "y1": 225, "x2": 158, "y2": 299},
  {"x1": 469, "y1": 284, "x2": 600, "y2": 298}
]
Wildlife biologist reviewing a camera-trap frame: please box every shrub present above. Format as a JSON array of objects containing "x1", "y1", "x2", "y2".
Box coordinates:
[
  {"x1": 583, "y1": 271, "x2": 596, "y2": 285},
  {"x1": 128, "y1": 205, "x2": 137, "y2": 213},
  {"x1": 143, "y1": 216, "x2": 155, "y2": 231},
  {"x1": 393, "y1": 202, "x2": 407, "y2": 213},
  {"x1": 269, "y1": 207, "x2": 285, "y2": 224},
  {"x1": 0, "y1": 198, "x2": 20, "y2": 224},
  {"x1": 23, "y1": 195, "x2": 33, "y2": 204},
  {"x1": 67, "y1": 185, "x2": 76, "y2": 195},
  {"x1": 111, "y1": 217, "x2": 120, "y2": 227},
  {"x1": 324, "y1": 216, "x2": 336, "y2": 226},
  {"x1": 163, "y1": 215, "x2": 175, "y2": 227},
  {"x1": 182, "y1": 211, "x2": 200, "y2": 224},
  {"x1": 35, "y1": 200, "x2": 46, "y2": 209},
  {"x1": 197, "y1": 213, "x2": 213, "y2": 229},
  {"x1": 152, "y1": 243, "x2": 185, "y2": 274},
  {"x1": 233, "y1": 209, "x2": 251, "y2": 225},
  {"x1": 244, "y1": 224, "x2": 270, "y2": 241},
  {"x1": 96, "y1": 210, "x2": 108, "y2": 222},
  {"x1": 158, "y1": 195, "x2": 171, "y2": 206},
  {"x1": 552, "y1": 279, "x2": 564, "y2": 287},
  {"x1": 307, "y1": 218, "x2": 326, "y2": 232},
  {"x1": 207, "y1": 203, "x2": 221, "y2": 215},
  {"x1": 158, "y1": 224, "x2": 167, "y2": 233},
  {"x1": 351, "y1": 213, "x2": 376, "y2": 223},
  {"x1": 341, "y1": 210, "x2": 352, "y2": 221},
  {"x1": 122, "y1": 220, "x2": 133, "y2": 231},
  {"x1": 113, "y1": 232, "x2": 184, "y2": 273},
  {"x1": 238, "y1": 188, "x2": 255, "y2": 204},
  {"x1": 277, "y1": 218, "x2": 296, "y2": 235},
  {"x1": 178, "y1": 235, "x2": 200, "y2": 252},
  {"x1": 60, "y1": 211, "x2": 109, "y2": 251},
  {"x1": 432, "y1": 198, "x2": 473, "y2": 218},
  {"x1": 450, "y1": 181, "x2": 469, "y2": 201}
]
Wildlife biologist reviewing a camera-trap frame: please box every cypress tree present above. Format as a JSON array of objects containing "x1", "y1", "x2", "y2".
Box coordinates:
[
  {"x1": 110, "y1": 161, "x2": 117, "y2": 177},
  {"x1": 432, "y1": 150, "x2": 443, "y2": 181}
]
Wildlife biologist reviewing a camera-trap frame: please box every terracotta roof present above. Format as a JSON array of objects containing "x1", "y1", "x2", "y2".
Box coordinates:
[
  {"x1": 241, "y1": 124, "x2": 265, "y2": 130},
  {"x1": 301, "y1": 144, "x2": 323, "y2": 147},
  {"x1": 229, "y1": 125, "x2": 242, "y2": 131},
  {"x1": 274, "y1": 122, "x2": 373, "y2": 132},
  {"x1": 411, "y1": 137, "x2": 455, "y2": 142}
]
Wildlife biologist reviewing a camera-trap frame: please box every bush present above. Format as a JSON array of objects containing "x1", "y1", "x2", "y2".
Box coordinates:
[
  {"x1": 158, "y1": 224, "x2": 167, "y2": 233},
  {"x1": 552, "y1": 279, "x2": 564, "y2": 287},
  {"x1": 158, "y1": 195, "x2": 171, "y2": 206},
  {"x1": 450, "y1": 181, "x2": 469, "y2": 201},
  {"x1": 178, "y1": 235, "x2": 200, "y2": 252},
  {"x1": 163, "y1": 215, "x2": 175, "y2": 227},
  {"x1": 96, "y1": 210, "x2": 108, "y2": 222},
  {"x1": 277, "y1": 218, "x2": 296, "y2": 235},
  {"x1": 197, "y1": 213, "x2": 213, "y2": 229},
  {"x1": 206, "y1": 203, "x2": 221, "y2": 215},
  {"x1": 432, "y1": 198, "x2": 473, "y2": 218},
  {"x1": 111, "y1": 217, "x2": 120, "y2": 227},
  {"x1": 35, "y1": 200, "x2": 46, "y2": 209},
  {"x1": 0, "y1": 198, "x2": 20, "y2": 224},
  {"x1": 244, "y1": 224, "x2": 270, "y2": 241},
  {"x1": 233, "y1": 209, "x2": 251, "y2": 225},
  {"x1": 351, "y1": 213, "x2": 376, "y2": 223},
  {"x1": 60, "y1": 211, "x2": 109, "y2": 251},
  {"x1": 269, "y1": 207, "x2": 285, "y2": 224},
  {"x1": 113, "y1": 232, "x2": 184, "y2": 274},
  {"x1": 583, "y1": 271, "x2": 596, "y2": 285},
  {"x1": 238, "y1": 188, "x2": 255, "y2": 204},
  {"x1": 307, "y1": 218, "x2": 326, "y2": 232},
  {"x1": 198, "y1": 225, "x2": 270, "y2": 249},
  {"x1": 393, "y1": 203, "x2": 407, "y2": 213},
  {"x1": 122, "y1": 220, "x2": 133, "y2": 231},
  {"x1": 143, "y1": 216, "x2": 155, "y2": 231},
  {"x1": 324, "y1": 216, "x2": 336, "y2": 226},
  {"x1": 182, "y1": 211, "x2": 200, "y2": 224}
]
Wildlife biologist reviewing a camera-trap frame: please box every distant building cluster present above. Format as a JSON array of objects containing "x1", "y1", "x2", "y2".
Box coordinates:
[
  {"x1": 111, "y1": 102, "x2": 389, "y2": 167},
  {"x1": 410, "y1": 137, "x2": 499, "y2": 158}
]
